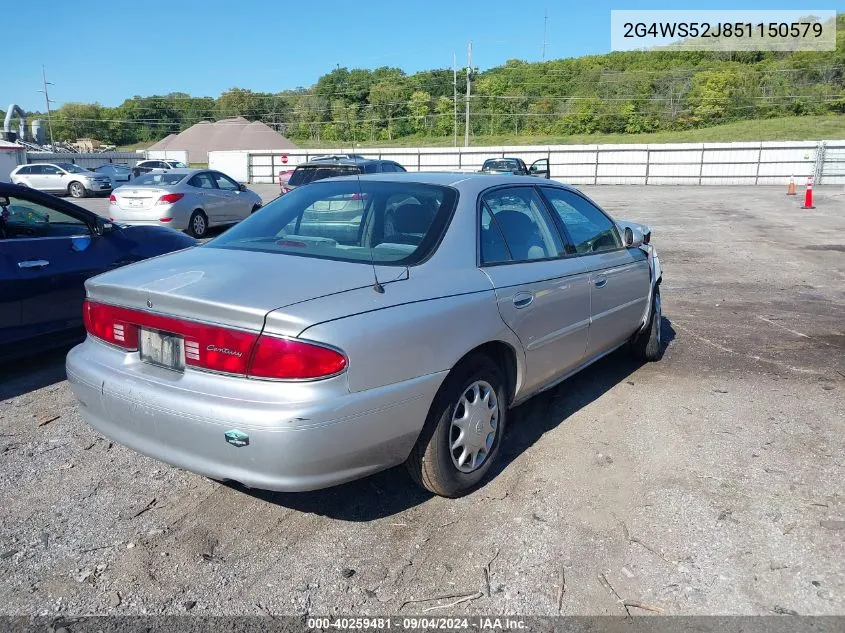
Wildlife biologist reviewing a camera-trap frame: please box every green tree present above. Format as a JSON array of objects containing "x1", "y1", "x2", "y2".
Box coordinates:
[{"x1": 409, "y1": 91, "x2": 431, "y2": 134}]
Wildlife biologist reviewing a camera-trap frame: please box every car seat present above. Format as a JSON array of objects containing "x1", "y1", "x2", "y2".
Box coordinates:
[{"x1": 493, "y1": 210, "x2": 547, "y2": 260}]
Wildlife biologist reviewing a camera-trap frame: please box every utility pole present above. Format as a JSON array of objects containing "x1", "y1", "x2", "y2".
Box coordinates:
[
  {"x1": 542, "y1": 9, "x2": 548, "y2": 60},
  {"x1": 464, "y1": 40, "x2": 473, "y2": 147},
  {"x1": 38, "y1": 65, "x2": 56, "y2": 147},
  {"x1": 452, "y1": 53, "x2": 458, "y2": 147}
]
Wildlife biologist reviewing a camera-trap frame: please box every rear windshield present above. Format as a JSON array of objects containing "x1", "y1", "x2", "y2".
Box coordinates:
[
  {"x1": 289, "y1": 165, "x2": 361, "y2": 186},
  {"x1": 132, "y1": 173, "x2": 186, "y2": 186},
  {"x1": 482, "y1": 159, "x2": 521, "y2": 171},
  {"x1": 207, "y1": 180, "x2": 457, "y2": 265}
]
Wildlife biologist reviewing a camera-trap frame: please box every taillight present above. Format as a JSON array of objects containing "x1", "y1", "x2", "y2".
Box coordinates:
[
  {"x1": 248, "y1": 335, "x2": 346, "y2": 380},
  {"x1": 83, "y1": 301, "x2": 346, "y2": 380},
  {"x1": 156, "y1": 193, "x2": 184, "y2": 205},
  {"x1": 281, "y1": 186, "x2": 291, "y2": 194},
  {"x1": 108, "y1": 194, "x2": 116, "y2": 203},
  {"x1": 83, "y1": 301, "x2": 139, "y2": 350},
  {"x1": 160, "y1": 217, "x2": 173, "y2": 223}
]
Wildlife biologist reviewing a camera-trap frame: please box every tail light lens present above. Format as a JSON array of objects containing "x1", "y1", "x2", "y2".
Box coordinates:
[
  {"x1": 249, "y1": 336, "x2": 346, "y2": 379},
  {"x1": 281, "y1": 186, "x2": 291, "y2": 194},
  {"x1": 156, "y1": 193, "x2": 184, "y2": 205},
  {"x1": 159, "y1": 217, "x2": 173, "y2": 223},
  {"x1": 83, "y1": 301, "x2": 139, "y2": 350},
  {"x1": 83, "y1": 301, "x2": 346, "y2": 380},
  {"x1": 108, "y1": 194, "x2": 116, "y2": 203}
]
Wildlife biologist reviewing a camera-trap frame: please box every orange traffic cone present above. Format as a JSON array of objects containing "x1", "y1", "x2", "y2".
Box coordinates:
[
  {"x1": 786, "y1": 175, "x2": 796, "y2": 195},
  {"x1": 802, "y1": 176, "x2": 816, "y2": 209}
]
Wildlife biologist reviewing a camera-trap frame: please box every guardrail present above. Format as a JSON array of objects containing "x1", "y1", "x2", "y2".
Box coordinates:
[{"x1": 209, "y1": 140, "x2": 845, "y2": 186}]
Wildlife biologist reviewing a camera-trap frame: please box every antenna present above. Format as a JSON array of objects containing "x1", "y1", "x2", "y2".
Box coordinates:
[
  {"x1": 37, "y1": 65, "x2": 56, "y2": 147},
  {"x1": 355, "y1": 161, "x2": 384, "y2": 294},
  {"x1": 453, "y1": 53, "x2": 458, "y2": 147},
  {"x1": 542, "y1": 9, "x2": 548, "y2": 60}
]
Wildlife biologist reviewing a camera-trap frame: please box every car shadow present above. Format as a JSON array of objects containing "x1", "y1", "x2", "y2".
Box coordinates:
[
  {"x1": 230, "y1": 316, "x2": 677, "y2": 521},
  {"x1": 0, "y1": 345, "x2": 71, "y2": 401}
]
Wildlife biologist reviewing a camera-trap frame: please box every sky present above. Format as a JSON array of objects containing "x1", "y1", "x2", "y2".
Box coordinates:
[{"x1": 4, "y1": 0, "x2": 830, "y2": 112}]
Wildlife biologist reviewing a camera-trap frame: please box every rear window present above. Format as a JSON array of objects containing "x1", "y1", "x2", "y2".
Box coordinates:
[
  {"x1": 132, "y1": 173, "x2": 186, "y2": 186},
  {"x1": 289, "y1": 165, "x2": 361, "y2": 186},
  {"x1": 207, "y1": 180, "x2": 457, "y2": 265},
  {"x1": 482, "y1": 159, "x2": 521, "y2": 172}
]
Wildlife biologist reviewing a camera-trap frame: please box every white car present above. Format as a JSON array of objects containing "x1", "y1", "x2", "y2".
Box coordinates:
[
  {"x1": 93, "y1": 164, "x2": 133, "y2": 185},
  {"x1": 9, "y1": 162, "x2": 113, "y2": 198},
  {"x1": 132, "y1": 159, "x2": 188, "y2": 179}
]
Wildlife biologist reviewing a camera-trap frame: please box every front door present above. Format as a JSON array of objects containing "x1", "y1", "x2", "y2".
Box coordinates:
[
  {"x1": 539, "y1": 186, "x2": 650, "y2": 358},
  {"x1": 478, "y1": 186, "x2": 591, "y2": 394},
  {"x1": 0, "y1": 194, "x2": 127, "y2": 348},
  {"x1": 211, "y1": 171, "x2": 249, "y2": 221}
]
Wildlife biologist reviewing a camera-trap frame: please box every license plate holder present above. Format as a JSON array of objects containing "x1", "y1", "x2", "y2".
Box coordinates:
[
  {"x1": 128, "y1": 199, "x2": 144, "y2": 208},
  {"x1": 139, "y1": 328, "x2": 185, "y2": 371}
]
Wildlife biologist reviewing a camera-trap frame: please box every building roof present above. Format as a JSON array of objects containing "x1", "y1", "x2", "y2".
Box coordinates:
[
  {"x1": 147, "y1": 117, "x2": 296, "y2": 163},
  {"x1": 0, "y1": 139, "x2": 24, "y2": 151}
]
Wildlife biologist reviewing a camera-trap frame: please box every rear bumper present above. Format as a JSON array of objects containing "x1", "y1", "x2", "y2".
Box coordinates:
[{"x1": 66, "y1": 339, "x2": 444, "y2": 491}]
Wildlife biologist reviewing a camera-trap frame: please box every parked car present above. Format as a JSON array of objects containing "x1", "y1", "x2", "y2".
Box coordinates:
[
  {"x1": 66, "y1": 172, "x2": 662, "y2": 498},
  {"x1": 10, "y1": 162, "x2": 113, "y2": 198},
  {"x1": 131, "y1": 159, "x2": 188, "y2": 180},
  {"x1": 109, "y1": 169, "x2": 263, "y2": 238},
  {"x1": 280, "y1": 157, "x2": 406, "y2": 194},
  {"x1": 480, "y1": 157, "x2": 550, "y2": 179},
  {"x1": 93, "y1": 163, "x2": 133, "y2": 185},
  {"x1": 0, "y1": 182, "x2": 196, "y2": 362},
  {"x1": 278, "y1": 168, "x2": 294, "y2": 193}
]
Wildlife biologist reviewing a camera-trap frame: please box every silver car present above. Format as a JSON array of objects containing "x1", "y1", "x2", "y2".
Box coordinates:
[
  {"x1": 10, "y1": 162, "x2": 113, "y2": 198},
  {"x1": 66, "y1": 173, "x2": 662, "y2": 498},
  {"x1": 109, "y1": 169, "x2": 263, "y2": 238},
  {"x1": 93, "y1": 163, "x2": 133, "y2": 185}
]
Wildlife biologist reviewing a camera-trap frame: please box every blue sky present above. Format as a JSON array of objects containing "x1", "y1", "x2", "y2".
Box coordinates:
[{"x1": 5, "y1": 0, "x2": 827, "y2": 111}]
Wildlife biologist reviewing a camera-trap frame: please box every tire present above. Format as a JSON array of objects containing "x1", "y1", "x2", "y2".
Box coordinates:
[
  {"x1": 631, "y1": 286, "x2": 662, "y2": 362},
  {"x1": 68, "y1": 181, "x2": 87, "y2": 198},
  {"x1": 251, "y1": 204, "x2": 261, "y2": 214},
  {"x1": 406, "y1": 354, "x2": 507, "y2": 497},
  {"x1": 187, "y1": 210, "x2": 208, "y2": 238}
]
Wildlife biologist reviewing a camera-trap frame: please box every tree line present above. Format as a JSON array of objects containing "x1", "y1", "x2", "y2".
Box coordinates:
[{"x1": 6, "y1": 14, "x2": 844, "y2": 145}]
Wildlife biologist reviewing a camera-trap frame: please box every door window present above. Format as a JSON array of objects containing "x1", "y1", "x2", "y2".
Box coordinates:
[
  {"x1": 540, "y1": 188, "x2": 622, "y2": 254},
  {"x1": 480, "y1": 187, "x2": 564, "y2": 263},
  {"x1": 188, "y1": 173, "x2": 217, "y2": 189},
  {"x1": 42, "y1": 165, "x2": 63, "y2": 175},
  {"x1": 212, "y1": 172, "x2": 240, "y2": 191},
  {"x1": 1, "y1": 196, "x2": 89, "y2": 239}
]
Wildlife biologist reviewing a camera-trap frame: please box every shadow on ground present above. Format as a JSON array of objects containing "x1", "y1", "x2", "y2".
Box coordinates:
[
  {"x1": 231, "y1": 317, "x2": 677, "y2": 521},
  {"x1": 0, "y1": 345, "x2": 72, "y2": 401}
]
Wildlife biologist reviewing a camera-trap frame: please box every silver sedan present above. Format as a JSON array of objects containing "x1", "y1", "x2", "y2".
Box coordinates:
[
  {"x1": 66, "y1": 173, "x2": 662, "y2": 497},
  {"x1": 109, "y1": 169, "x2": 263, "y2": 238}
]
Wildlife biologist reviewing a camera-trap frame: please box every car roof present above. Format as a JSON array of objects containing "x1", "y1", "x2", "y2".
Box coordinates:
[
  {"x1": 140, "y1": 167, "x2": 204, "y2": 175},
  {"x1": 296, "y1": 157, "x2": 391, "y2": 167},
  {"x1": 318, "y1": 171, "x2": 573, "y2": 191}
]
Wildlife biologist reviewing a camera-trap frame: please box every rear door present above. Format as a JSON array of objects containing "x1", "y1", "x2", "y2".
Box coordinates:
[
  {"x1": 0, "y1": 192, "x2": 131, "y2": 353},
  {"x1": 211, "y1": 171, "x2": 249, "y2": 221},
  {"x1": 478, "y1": 186, "x2": 591, "y2": 394},
  {"x1": 187, "y1": 172, "x2": 225, "y2": 223},
  {"x1": 539, "y1": 186, "x2": 650, "y2": 358}
]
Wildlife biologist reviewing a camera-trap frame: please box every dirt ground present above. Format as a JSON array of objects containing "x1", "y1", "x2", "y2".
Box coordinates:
[{"x1": 1, "y1": 185, "x2": 843, "y2": 617}]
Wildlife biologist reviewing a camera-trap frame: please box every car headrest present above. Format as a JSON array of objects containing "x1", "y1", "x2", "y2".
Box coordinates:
[{"x1": 392, "y1": 203, "x2": 435, "y2": 235}]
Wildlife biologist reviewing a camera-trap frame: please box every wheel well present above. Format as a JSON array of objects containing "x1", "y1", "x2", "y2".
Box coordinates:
[{"x1": 456, "y1": 341, "x2": 518, "y2": 406}]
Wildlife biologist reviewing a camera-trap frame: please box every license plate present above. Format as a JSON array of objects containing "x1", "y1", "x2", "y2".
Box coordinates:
[
  {"x1": 139, "y1": 328, "x2": 185, "y2": 371},
  {"x1": 128, "y1": 199, "x2": 144, "y2": 208}
]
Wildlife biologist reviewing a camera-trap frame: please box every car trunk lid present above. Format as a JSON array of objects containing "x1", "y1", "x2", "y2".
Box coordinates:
[
  {"x1": 85, "y1": 246, "x2": 401, "y2": 332},
  {"x1": 114, "y1": 187, "x2": 166, "y2": 210}
]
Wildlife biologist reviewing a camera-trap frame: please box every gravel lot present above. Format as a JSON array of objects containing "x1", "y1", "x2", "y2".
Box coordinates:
[{"x1": 1, "y1": 184, "x2": 843, "y2": 617}]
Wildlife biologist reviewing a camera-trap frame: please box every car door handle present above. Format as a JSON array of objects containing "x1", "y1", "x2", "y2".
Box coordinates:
[
  {"x1": 513, "y1": 292, "x2": 534, "y2": 309},
  {"x1": 594, "y1": 275, "x2": 608, "y2": 289},
  {"x1": 18, "y1": 260, "x2": 50, "y2": 269}
]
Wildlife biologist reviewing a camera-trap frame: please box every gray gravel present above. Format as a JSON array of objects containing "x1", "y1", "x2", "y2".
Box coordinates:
[{"x1": 1, "y1": 184, "x2": 844, "y2": 617}]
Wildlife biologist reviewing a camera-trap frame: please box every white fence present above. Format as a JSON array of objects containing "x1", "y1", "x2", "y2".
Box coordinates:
[{"x1": 209, "y1": 140, "x2": 845, "y2": 186}]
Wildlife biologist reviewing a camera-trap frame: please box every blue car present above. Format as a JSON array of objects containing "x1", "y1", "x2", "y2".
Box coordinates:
[{"x1": 0, "y1": 182, "x2": 196, "y2": 362}]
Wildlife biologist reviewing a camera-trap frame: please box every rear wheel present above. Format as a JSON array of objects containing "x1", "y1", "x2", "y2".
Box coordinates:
[
  {"x1": 406, "y1": 354, "x2": 507, "y2": 497},
  {"x1": 68, "y1": 181, "x2": 87, "y2": 198},
  {"x1": 187, "y1": 210, "x2": 208, "y2": 238},
  {"x1": 631, "y1": 286, "x2": 662, "y2": 362}
]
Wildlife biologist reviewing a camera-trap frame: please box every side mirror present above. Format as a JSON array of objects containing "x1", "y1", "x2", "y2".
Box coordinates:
[
  {"x1": 239, "y1": 183, "x2": 247, "y2": 192},
  {"x1": 622, "y1": 225, "x2": 644, "y2": 248}
]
